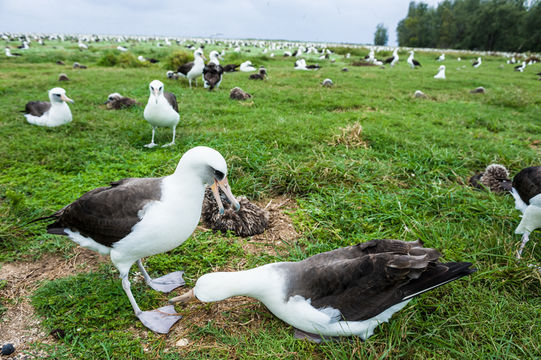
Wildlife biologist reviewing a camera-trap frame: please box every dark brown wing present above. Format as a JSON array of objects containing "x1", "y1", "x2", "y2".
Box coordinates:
[
  {"x1": 281, "y1": 239, "x2": 474, "y2": 321},
  {"x1": 25, "y1": 101, "x2": 51, "y2": 116},
  {"x1": 512, "y1": 166, "x2": 541, "y2": 204},
  {"x1": 46, "y1": 177, "x2": 163, "y2": 247},
  {"x1": 384, "y1": 56, "x2": 394, "y2": 64},
  {"x1": 223, "y1": 64, "x2": 239, "y2": 72},
  {"x1": 163, "y1": 92, "x2": 178, "y2": 113},
  {"x1": 413, "y1": 59, "x2": 421, "y2": 66},
  {"x1": 177, "y1": 62, "x2": 194, "y2": 76}
]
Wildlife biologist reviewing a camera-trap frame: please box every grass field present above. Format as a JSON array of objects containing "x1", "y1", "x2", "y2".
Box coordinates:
[{"x1": 0, "y1": 38, "x2": 540, "y2": 359}]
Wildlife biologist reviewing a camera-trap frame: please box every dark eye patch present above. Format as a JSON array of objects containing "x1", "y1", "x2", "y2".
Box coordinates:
[{"x1": 214, "y1": 170, "x2": 225, "y2": 180}]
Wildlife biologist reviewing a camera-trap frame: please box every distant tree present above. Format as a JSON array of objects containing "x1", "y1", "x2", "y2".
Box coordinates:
[
  {"x1": 396, "y1": 0, "x2": 539, "y2": 51},
  {"x1": 374, "y1": 24, "x2": 388, "y2": 45}
]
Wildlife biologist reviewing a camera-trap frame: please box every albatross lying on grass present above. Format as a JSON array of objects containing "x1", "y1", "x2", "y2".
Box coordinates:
[
  {"x1": 143, "y1": 80, "x2": 179, "y2": 148},
  {"x1": 24, "y1": 87, "x2": 74, "y2": 127},
  {"x1": 32, "y1": 146, "x2": 240, "y2": 334},
  {"x1": 170, "y1": 239, "x2": 474, "y2": 341}
]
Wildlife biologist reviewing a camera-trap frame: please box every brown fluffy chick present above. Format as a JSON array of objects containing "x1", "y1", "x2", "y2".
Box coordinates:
[
  {"x1": 230, "y1": 87, "x2": 251, "y2": 100},
  {"x1": 105, "y1": 93, "x2": 139, "y2": 110},
  {"x1": 201, "y1": 188, "x2": 269, "y2": 237},
  {"x1": 469, "y1": 164, "x2": 512, "y2": 193}
]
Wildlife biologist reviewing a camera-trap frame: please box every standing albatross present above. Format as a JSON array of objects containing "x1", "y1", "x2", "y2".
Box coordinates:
[
  {"x1": 32, "y1": 146, "x2": 240, "y2": 334},
  {"x1": 170, "y1": 239, "x2": 475, "y2": 341},
  {"x1": 177, "y1": 49, "x2": 206, "y2": 88},
  {"x1": 143, "y1": 80, "x2": 179, "y2": 148},
  {"x1": 510, "y1": 166, "x2": 541, "y2": 258},
  {"x1": 24, "y1": 87, "x2": 74, "y2": 127}
]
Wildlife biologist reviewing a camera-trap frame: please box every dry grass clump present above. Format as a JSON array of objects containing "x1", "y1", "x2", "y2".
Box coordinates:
[{"x1": 329, "y1": 122, "x2": 369, "y2": 148}]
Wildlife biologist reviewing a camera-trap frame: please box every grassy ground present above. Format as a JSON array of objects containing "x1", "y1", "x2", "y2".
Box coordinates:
[{"x1": 0, "y1": 39, "x2": 540, "y2": 359}]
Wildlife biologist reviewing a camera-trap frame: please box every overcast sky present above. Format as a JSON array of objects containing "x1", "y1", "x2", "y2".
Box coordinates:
[{"x1": 0, "y1": 0, "x2": 442, "y2": 45}]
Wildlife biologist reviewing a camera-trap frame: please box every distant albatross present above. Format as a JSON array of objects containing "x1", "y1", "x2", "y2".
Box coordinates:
[
  {"x1": 32, "y1": 146, "x2": 240, "y2": 334},
  {"x1": 407, "y1": 51, "x2": 421, "y2": 69},
  {"x1": 434, "y1": 65, "x2": 446, "y2": 79},
  {"x1": 170, "y1": 239, "x2": 474, "y2": 341},
  {"x1": 143, "y1": 80, "x2": 179, "y2": 148},
  {"x1": 24, "y1": 87, "x2": 74, "y2": 127}
]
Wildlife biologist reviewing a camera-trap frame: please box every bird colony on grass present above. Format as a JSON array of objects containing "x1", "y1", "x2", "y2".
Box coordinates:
[{"x1": 2, "y1": 31, "x2": 540, "y2": 356}]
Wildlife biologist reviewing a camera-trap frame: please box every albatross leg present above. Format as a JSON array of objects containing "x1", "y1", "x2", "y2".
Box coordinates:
[
  {"x1": 517, "y1": 232, "x2": 530, "y2": 259},
  {"x1": 144, "y1": 127, "x2": 157, "y2": 148},
  {"x1": 121, "y1": 275, "x2": 181, "y2": 334},
  {"x1": 162, "y1": 126, "x2": 176, "y2": 147},
  {"x1": 137, "y1": 259, "x2": 185, "y2": 293}
]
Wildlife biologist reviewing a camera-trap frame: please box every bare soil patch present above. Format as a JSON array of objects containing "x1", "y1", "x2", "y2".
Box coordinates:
[{"x1": 0, "y1": 248, "x2": 108, "y2": 356}]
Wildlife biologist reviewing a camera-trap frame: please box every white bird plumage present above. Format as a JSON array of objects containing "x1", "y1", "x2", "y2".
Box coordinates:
[
  {"x1": 24, "y1": 87, "x2": 74, "y2": 127},
  {"x1": 143, "y1": 80, "x2": 179, "y2": 148}
]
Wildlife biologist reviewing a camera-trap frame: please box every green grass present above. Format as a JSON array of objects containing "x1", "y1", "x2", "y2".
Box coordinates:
[{"x1": 1, "y1": 39, "x2": 540, "y2": 359}]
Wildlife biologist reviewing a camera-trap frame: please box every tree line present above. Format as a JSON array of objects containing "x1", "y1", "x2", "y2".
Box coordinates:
[{"x1": 396, "y1": 0, "x2": 541, "y2": 52}]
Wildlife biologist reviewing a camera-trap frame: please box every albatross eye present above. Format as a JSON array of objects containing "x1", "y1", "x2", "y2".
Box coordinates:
[{"x1": 214, "y1": 170, "x2": 225, "y2": 180}]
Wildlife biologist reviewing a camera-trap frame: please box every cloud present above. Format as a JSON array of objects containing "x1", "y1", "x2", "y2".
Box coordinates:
[{"x1": 0, "y1": 0, "x2": 443, "y2": 45}]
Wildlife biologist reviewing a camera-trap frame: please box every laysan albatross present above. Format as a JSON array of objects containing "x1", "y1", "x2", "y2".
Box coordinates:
[
  {"x1": 170, "y1": 239, "x2": 475, "y2": 341},
  {"x1": 143, "y1": 80, "x2": 179, "y2": 148},
  {"x1": 510, "y1": 166, "x2": 541, "y2": 259},
  {"x1": 23, "y1": 87, "x2": 74, "y2": 127},
  {"x1": 32, "y1": 146, "x2": 241, "y2": 334},
  {"x1": 177, "y1": 49, "x2": 206, "y2": 88}
]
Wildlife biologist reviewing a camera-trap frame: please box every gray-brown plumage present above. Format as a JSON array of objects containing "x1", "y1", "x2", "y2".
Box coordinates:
[
  {"x1": 56, "y1": 60, "x2": 65, "y2": 65},
  {"x1": 202, "y1": 63, "x2": 224, "y2": 90},
  {"x1": 163, "y1": 92, "x2": 179, "y2": 112},
  {"x1": 58, "y1": 73, "x2": 69, "y2": 81},
  {"x1": 469, "y1": 164, "x2": 512, "y2": 193},
  {"x1": 42, "y1": 178, "x2": 163, "y2": 247},
  {"x1": 249, "y1": 67, "x2": 267, "y2": 80},
  {"x1": 321, "y1": 79, "x2": 334, "y2": 87},
  {"x1": 105, "y1": 93, "x2": 140, "y2": 110},
  {"x1": 223, "y1": 64, "x2": 240, "y2": 72},
  {"x1": 281, "y1": 239, "x2": 475, "y2": 323},
  {"x1": 24, "y1": 101, "x2": 51, "y2": 117},
  {"x1": 230, "y1": 87, "x2": 251, "y2": 100},
  {"x1": 201, "y1": 188, "x2": 268, "y2": 237}
]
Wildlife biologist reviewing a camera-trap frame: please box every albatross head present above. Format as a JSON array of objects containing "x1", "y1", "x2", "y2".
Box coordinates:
[
  {"x1": 194, "y1": 49, "x2": 207, "y2": 61},
  {"x1": 149, "y1": 80, "x2": 164, "y2": 104},
  {"x1": 48, "y1": 87, "x2": 74, "y2": 104},
  {"x1": 176, "y1": 146, "x2": 240, "y2": 214}
]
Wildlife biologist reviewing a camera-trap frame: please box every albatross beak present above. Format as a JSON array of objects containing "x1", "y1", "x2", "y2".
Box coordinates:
[
  {"x1": 169, "y1": 289, "x2": 197, "y2": 304},
  {"x1": 61, "y1": 94, "x2": 74, "y2": 103},
  {"x1": 153, "y1": 89, "x2": 159, "y2": 104},
  {"x1": 210, "y1": 176, "x2": 240, "y2": 215}
]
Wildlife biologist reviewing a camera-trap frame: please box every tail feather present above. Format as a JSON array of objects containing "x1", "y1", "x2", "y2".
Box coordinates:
[{"x1": 401, "y1": 262, "x2": 475, "y2": 301}]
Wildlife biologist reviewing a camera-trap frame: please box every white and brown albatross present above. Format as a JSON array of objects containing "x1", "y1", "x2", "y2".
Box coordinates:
[
  {"x1": 24, "y1": 87, "x2": 74, "y2": 127},
  {"x1": 170, "y1": 239, "x2": 474, "y2": 341},
  {"x1": 510, "y1": 166, "x2": 541, "y2": 259},
  {"x1": 143, "y1": 80, "x2": 179, "y2": 148},
  {"x1": 177, "y1": 49, "x2": 206, "y2": 88},
  {"x1": 32, "y1": 146, "x2": 240, "y2": 334}
]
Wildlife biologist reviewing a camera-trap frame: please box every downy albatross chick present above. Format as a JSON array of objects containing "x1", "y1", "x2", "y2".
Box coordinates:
[
  {"x1": 105, "y1": 93, "x2": 139, "y2": 109},
  {"x1": 201, "y1": 188, "x2": 269, "y2": 237},
  {"x1": 32, "y1": 146, "x2": 240, "y2": 334},
  {"x1": 24, "y1": 87, "x2": 74, "y2": 127},
  {"x1": 249, "y1": 67, "x2": 267, "y2": 80},
  {"x1": 170, "y1": 239, "x2": 474, "y2": 342},
  {"x1": 469, "y1": 164, "x2": 512, "y2": 193},
  {"x1": 143, "y1": 80, "x2": 179, "y2": 148},
  {"x1": 510, "y1": 166, "x2": 541, "y2": 259}
]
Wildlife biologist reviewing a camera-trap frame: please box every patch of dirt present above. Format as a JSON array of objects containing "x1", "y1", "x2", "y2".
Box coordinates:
[
  {"x1": 0, "y1": 248, "x2": 108, "y2": 356},
  {"x1": 241, "y1": 196, "x2": 299, "y2": 257}
]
